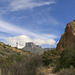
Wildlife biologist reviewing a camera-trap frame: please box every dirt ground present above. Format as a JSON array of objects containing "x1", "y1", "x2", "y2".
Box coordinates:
[{"x1": 47, "y1": 67, "x2": 57, "y2": 75}]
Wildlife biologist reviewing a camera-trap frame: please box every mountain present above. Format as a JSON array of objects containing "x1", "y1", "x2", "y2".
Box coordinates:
[
  {"x1": 22, "y1": 42, "x2": 44, "y2": 54},
  {"x1": 43, "y1": 48, "x2": 55, "y2": 51},
  {"x1": 56, "y1": 20, "x2": 75, "y2": 53},
  {"x1": 0, "y1": 42, "x2": 47, "y2": 75}
]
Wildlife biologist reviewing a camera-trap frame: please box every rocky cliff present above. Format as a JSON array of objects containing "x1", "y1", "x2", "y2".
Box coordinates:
[
  {"x1": 23, "y1": 42, "x2": 44, "y2": 54},
  {"x1": 56, "y1": 20, "x2": 75, "y2": 52}
]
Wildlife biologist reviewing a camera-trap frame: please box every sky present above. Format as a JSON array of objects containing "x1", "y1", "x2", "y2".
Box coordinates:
[{"x1": 0, "y1": 0, "x2": 75, "y2": 48}]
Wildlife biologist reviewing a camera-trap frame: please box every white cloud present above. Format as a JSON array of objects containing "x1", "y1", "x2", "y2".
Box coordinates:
[
  {"x1": 34, "y1": 39, "x2": 56, "y2": 45},
  {"x1": 6, "y1": 35, "x2": 32, "y2": 48},
  {"x1": 0, "y1": 20, "x2": 58, "y2": 39},
  {"x1": 9, "y1": 0, "x2": 55, "y2": 11},
  {"x1": 6, "y1": 35, "x2": 56, "y2": 48},
  {"x1": 0, "y1": 20, "x2": 57, "y2": 48},
  {"x1": 0, "y1": 20, "x2": 38, "y2": 37}
]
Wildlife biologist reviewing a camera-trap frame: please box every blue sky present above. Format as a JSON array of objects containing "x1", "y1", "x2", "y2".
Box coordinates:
[{"x1": 0, "y1": 0, "x2": 75, "y2": 48}]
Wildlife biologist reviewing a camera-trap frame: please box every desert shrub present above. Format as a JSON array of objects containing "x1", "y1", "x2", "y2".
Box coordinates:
[
  {"x1": 2, "y1": 45, "x2": 6, "y2": 48},
  {"x1": 0, "y1": 54, "x2": 46, "y2": 75},
  {"x1": 42, "y1": 50, "x2": 59, "y2": 66},
  {"x1": 60, "y1": 48, "x2": 75, "y2": 68},
  {"x1": 58, "y1": 67, "x2": 75, "y2": 75},
  {"x1": 36, "y1": 67, "x2": 49, "y2": 75},
  {"x1": 0, "y1": 52, "x2": 5, "y2": 55},
  {"x1": 24, "y1": 55, "x2": 43, "y2": 75},
  {"x1": 7, "y1": 53, "x2": 23, "y2": 62},
  {"x1": 52, "y1": 63, "x2": 60, "y2": 73},
  {"x1": 53, "y1": 48, "x2": 75, "y2": 73}
]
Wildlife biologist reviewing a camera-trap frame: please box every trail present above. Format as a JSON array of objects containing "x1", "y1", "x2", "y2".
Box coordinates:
[{"x1": 47, "y1": 67, "x2": 57, "y2": 75}]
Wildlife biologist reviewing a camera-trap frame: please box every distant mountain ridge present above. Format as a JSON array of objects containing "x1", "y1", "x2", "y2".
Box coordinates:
[
  {"x1": 0, "y1": 42, "x2": 54, "y2": 55},
  {"x1": 22, "y1": 42, "x2": 55, "y2": 54},
  {"x1": 22, "y1": 42, "x2": 44, "y2": 54},
  {"x1": 43, "y1": 48, "x2": 55, "y2": 51}
]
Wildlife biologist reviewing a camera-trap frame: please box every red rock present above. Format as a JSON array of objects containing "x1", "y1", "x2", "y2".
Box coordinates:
[{"x1": 56, "y1": 20, "x2": 75, "y2": 53}]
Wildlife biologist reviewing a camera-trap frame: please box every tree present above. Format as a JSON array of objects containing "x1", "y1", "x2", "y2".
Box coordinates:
[
  {"x1": 60, "y1": 48, "x2": 75, "y2": 68},
  {"x1": 42, "y1": 50, "x2": 59, "y2": 66}
]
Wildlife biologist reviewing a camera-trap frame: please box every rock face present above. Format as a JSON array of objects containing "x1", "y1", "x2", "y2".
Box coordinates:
[
  {"x1": 56, "y1": 20, "x2": 75, "y2": 53},
  {"x1": 23, "y1": 42, "x2": 44, "y2": 54}
]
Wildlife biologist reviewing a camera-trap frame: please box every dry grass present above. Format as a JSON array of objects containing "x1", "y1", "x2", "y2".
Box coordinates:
[{"x1": 36, "y1": 67, "x2": 49, "y2": 75}]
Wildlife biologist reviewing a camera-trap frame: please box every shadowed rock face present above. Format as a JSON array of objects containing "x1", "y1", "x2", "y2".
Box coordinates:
[
  {"x1": 23, "y1": 42, "x2": 44, "y2": 54},
  {"x1": 56, "y1": 20, "x2": 75, "y2": 53}
]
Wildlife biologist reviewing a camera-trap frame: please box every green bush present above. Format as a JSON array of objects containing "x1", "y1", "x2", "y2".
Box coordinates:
[
  {"x1": 53, "y1": 48, "x2": 75, "y2": 73},
  {"x1": 60, "y1": 48, "x2": 75, "y2": 68},
  {"x1": 42, "y1": 50, "x2": 59, "y2": 66}
]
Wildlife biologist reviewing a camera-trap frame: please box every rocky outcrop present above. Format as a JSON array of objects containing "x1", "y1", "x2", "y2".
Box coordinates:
[
  {"x1": 23, "y1": 42, "x2": 44, "y2": 54},
  {"x1": 56, "y1": 20, "x2": 75, "y2": 53}
]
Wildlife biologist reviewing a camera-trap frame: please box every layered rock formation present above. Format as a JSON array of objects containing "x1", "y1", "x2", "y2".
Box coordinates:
[
  {"x1": 23, "y1": 42, "x2": 44, "y2": 54},
  {"x1": 56, "y1": 20, "x2": 75, "y2": 52}
]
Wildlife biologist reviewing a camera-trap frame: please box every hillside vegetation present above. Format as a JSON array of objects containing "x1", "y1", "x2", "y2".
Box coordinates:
[
  {"x1": 53, "y1": 48, "x2": 75, "y2": 75},
  {"x1": 0, "y1": 42, "x2": 75, "y2": 75},
  {"x1": 0, "y1": 42, "x2": 50, "y2": 75}
]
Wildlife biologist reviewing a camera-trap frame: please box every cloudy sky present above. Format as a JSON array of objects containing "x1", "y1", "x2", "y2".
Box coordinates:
[{"x1": 0, "y1": 0, "x2": 75, "y2": 48}]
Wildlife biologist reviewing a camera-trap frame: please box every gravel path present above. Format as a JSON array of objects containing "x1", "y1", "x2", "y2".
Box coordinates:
[{"x1": 48, "y1": 67, "x2": 57, "y2": 75}]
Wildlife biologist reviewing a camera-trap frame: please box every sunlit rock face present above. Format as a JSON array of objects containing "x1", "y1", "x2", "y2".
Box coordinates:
[
  {"x1": 23, "y1": 42, "x2": 44, "y2": 54},
  {"x1": 56, "y1": 20, "x2": 75, "y2": 53}
]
